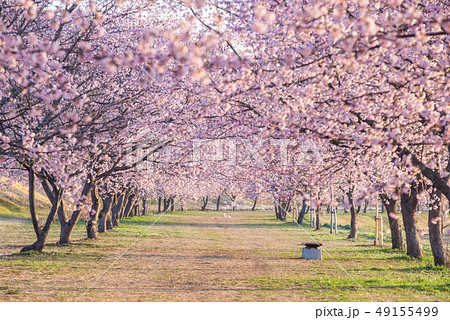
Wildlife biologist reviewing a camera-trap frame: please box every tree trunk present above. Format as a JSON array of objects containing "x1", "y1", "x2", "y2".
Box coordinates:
[
  {"x1": 380, "y1": 193, "x2": 404, "y2": 250},
  {"x1": 163, "y1": 197, "x2": 171, "y2": 212},
  {"x1": 297, "y1": 199, "x2": 307, "y2": 224},
  {"x1": 400, "y1": 184, "x2": 423, "y2": 259},
  {"x1": 363, "y1": 200, "x2": 368, "y2": 213},
  {"x1": 129, "y1": 202, "x2": 135, "y2": 218},
  {"x1": 315, "y1": 208, "x2": 321, "y2": 230},
  {"x1": 133, "y1": 201, "x2": 138, "y2": 217},
  {"x1": 142, "y1": 197, "x2": 147, "y2": 215},
  {"x1": 58, "y1": 213, "x2": 71, "y2": 245},
  {"x1": 112, "y1": 193, "x2": 126, "y2": 227},
  {"x1": 158, "y1": 196, "x2": 162, "y2": 213},
  {"x1": 201, "y1": 196, "x2": 208, "y2": 211},
  {"x1": 106, "y1": 214, "x2": 114, "y2": 230},
  {"x1": 231, "y1": 195, "x2": 236, "y2": 211},
  {"x1": 347, "y1": 190, "x2": 360, "y2": 239},
  {"x1": 133, "y1": 202, "x2": 138, "y2": 217},
  {"x1": 281, "y1": 200, "x2": 289, "y2": 221},
  {"x1": 428, "y1": 187, "x2": 450, "y2": 267},
  {"x1": 21, "y1": 168, "x2": 61, "y2": 252},
  {"x1": 170, "y1": 197, "x2": 174, "y2": 212},
  {"x1": 216, "y1": 196, "x2": 221, "y2": 211},
  {"x1": 86, "y1": 186, "x2": 101, "y2": 239},
  {"x1": 348, "y1": 207, "x2": 357, "y2": 239},
  {"x1": 123, "y1": 194, "x2": 136, "y2": 218},
  {"x1": 99, "y1": 194, "x2": 115, "y2": 233},
  {"x1": 28, "y1": 166, "x2": 39, "y2": 239},
  {"x1": 275, "y1": 199, "x2": 289, "y2": 221},
  {"x1": 59, "y1": 178, "x2": 93, "y2": 245},
  {"x1": 252, "y1": 197, "x2": 258, "y2": 211},
  {"x1": 118, "y1": 190, "x2": 131, "y2": 221}
]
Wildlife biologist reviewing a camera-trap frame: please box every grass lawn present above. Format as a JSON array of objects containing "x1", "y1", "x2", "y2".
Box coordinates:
[{"x1": 0, "y1": 206, "x2": 449, "y2": 302}]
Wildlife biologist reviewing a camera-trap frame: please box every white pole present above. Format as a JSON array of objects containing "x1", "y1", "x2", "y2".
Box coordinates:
[
  {"x1": 375, "y1": 201, "x2": 379, "y2": 246},
  {"x1": 330, "y1": 209, "x2": 334, "y2": 234},
  {"x1": 380, "y1": 215, "x2": 383, "y2": 246},
  {"x1": 334, "y1": 210, "x2": 338, "y2": 234}
]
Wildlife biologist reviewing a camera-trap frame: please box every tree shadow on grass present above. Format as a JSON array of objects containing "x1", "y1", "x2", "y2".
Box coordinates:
[
  {"x1": 395, "y1": 264, "x2": 449, "y2": 272},
  {"x1": 122, "y1": 220, "x2": 300, "y2": 229},
  {"x1": 0, "y1": 214, "x2": 30, "y2": 223}
]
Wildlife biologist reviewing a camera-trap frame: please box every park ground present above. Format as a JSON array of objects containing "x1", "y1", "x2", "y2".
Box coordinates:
[{"x1": 0, "y1": 202, "x2": 449, "y2": 302}]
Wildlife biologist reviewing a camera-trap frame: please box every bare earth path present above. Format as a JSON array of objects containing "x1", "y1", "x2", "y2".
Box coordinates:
[{"x1": 0, "y1": 210, "x2": 449, "y2": 301}]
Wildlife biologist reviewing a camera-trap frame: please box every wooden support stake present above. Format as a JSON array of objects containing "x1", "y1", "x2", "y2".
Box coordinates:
[
  {"x1": 374, "y1": 199, "x2": 384, "y2": 247},
  {"x1": 334, "y1": 210, "x2": 338, "y2": 234},
  {"x1": 375, "y1": 201, "x2": 379, "y2": 246},
  {"x1": 379, "y1": 215, "x2": 383, "y2": 246},
  {"x1": 330, "y1": 209, "x2": 334, "y2": 234}
]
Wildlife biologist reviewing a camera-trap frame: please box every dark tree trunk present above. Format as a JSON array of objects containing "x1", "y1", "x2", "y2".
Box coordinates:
[
  {"x1": 158, "y1": 197, "x2": 162, "y2": 213},
  {"x1": 315, "y1": 208, "x2": 321, "y2": 230},
  {"x1": 129, "y1": 202, "x2": 135, "y2": 218},
  {"x1": 118, "y1": 191, "x2": 131, "y2": 221},
  {"x1": 216, "y1": 196, "x2": 221, "y2": 211},
  {"x1": 170, "y1": 197, "x2": 174, "y2": 212},
  {"x1": 428, "y1": 187, "x2": 450, "y2": 267},
  {"x1": 275, "y1": 204, "x2": 280, "y2": 220},
  {"x1": 400, "y1": 184, "x2": 423, "y2": 259},
  {"x1": 112, "y1": 193, "x2": 126, "y2": 227},
  {"x1": 58, "y1": 218, "x2": 71, "y2": 245},
  {"x1": 142, "y1": 197, "x2": 147, "y2": 215},
  {"x1": 98, "y1": 194, "x2": 115, "y2": 233},
  {"x1": 380, "y1": 193, "x2": 404, "y2": 250},
  {"x1": 275, "y1": 199, "x2": 290, "y2": 221},
  {"x1": 134, "y1": 201, "x2": 139, "y2": 217},
  {"x1": 86, "y1": 186, "x2": 101, "y2": 239},
  {"x1": 363, "y1": 200, "x2": 368, "y2": 213},
  {"x1": 21, "y1": 168, "x2": 61, "y2": 252},
  {"x1": 201, "y1": 196, "x2": 208, "y2": 211},
  {"x1": 281, "y1": 200, "x2": 289, "y2": 221},
  {"x1": 28, "y1": 166, "x2": 39, "y2": 239},
  {"x1": 297, "y1": 199, "x2": 308, "y2": 224},
  {"x1": 59, "y1": 178, "x2": 93, "y2": 245},
  {"x1": 252, "y1": 197, "x2": 258, "y2": 211},
  {"x1": 106, "y1": 214, "x2": 114, "y2": 230},
  {"x1": 133, "y1": 204, "x2": 138, "y2": 217},
  {"x1": 163, "y1": 197, "x2": 171, "y2": 212},
  {"x1": 346, "y1": 189, "x2": 360, "y2": 239},
  {"x1": 348, "y1": 207, "x2": 357, "y2": 239},
  {"x1": 123, "y1": 194, "x2": 136, "y2": 218}
]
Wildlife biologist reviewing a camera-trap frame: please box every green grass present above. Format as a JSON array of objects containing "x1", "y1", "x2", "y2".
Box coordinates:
[{"x1": 0, "y1": 208, "x2": 448, "y2": 302}]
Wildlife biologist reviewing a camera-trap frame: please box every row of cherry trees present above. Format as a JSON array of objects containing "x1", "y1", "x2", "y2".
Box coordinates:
[{"x1": 0, "y1": 0, "x2": 449, "y2": 266}]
